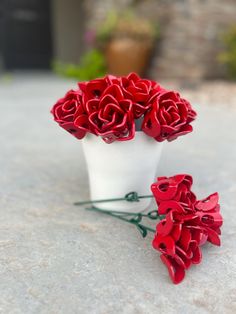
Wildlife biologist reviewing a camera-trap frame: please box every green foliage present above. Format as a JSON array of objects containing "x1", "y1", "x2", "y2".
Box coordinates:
[
  {"x1": 53, "y1": 49, "x2": 107, "y2": 81},
  {"x1": 96, "y1": 10, "x2": 159, "y2": 42},
  {"x1": 219, "y1": 26, "x2": 236, "y2": 79},
  {"x1": 96, "y1": 11, "x2": 118, "y2": 42}
]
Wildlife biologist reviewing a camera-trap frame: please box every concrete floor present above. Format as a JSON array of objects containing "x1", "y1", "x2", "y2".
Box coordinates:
[{"x1": 0, "y1": 73, "x2": 236, "y2": 313}]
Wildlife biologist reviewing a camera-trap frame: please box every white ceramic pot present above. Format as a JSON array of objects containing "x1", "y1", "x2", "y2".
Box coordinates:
[{"x1": 82, "y1": 132, "x2": 163, "y2": 212}]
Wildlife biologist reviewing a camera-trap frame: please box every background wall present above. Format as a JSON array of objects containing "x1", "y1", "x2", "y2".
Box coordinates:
[
  {"x1": 84, "y1": 0, "x2": 236, "y2": 79},
  {"x1": 52, "y1": 0, "x2": 85, "y2": 64}
]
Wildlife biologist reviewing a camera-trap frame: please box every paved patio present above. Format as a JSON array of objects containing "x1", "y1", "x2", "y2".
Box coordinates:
[{"x1": 0, "y1": 73, "x2": 236, "y2": 313}]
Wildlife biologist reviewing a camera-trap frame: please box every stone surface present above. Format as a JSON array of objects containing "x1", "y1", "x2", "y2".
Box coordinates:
[{"x1": 0, "y1": 73, "x2": 236, "y2": 313}]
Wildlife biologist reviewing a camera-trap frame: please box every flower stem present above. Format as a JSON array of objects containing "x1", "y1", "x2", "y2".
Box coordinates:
[
  {"x1": 86, "y1": 206, "x2": 157, "y2": 237},
  {"x1": 74, "y1": 191, "x2": 153, "y2": 206}
]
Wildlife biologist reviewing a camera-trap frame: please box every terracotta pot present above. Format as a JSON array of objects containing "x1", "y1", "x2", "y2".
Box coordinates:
[
  {"x1": 82, "y1": 132, "x2": 163, "y2": 212},
  {"x1": 105, "y1": 37, "x2": 153, "y2": 76}
]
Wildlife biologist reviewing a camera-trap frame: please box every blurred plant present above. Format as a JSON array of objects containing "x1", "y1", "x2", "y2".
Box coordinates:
[
  {"x1": 96, "y1": 11, "x2": 118, "y2": 42},
  {"x1": 218, "y1": 25, "x2": 236, "y2": 79},
  {"x1": 96, "y1": 10, "x2": 159, "y2": 43},
  {"x1": 84, "y1": 29, "x2": 96, "y2": 47},
  {"x1": 52, "y1": 49, "x2": 107, "y2": 81}
]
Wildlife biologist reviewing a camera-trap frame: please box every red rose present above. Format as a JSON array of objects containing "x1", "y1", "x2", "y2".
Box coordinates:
[
  {"x1": 151, "y1": 174, "x2": 196, "y2": 211},
  {"x1": 142, "y1": 89, "x2": 197, "y2": 141},
  {"x1": 120, "y1": 72, "x2": 163, "y2": 119},
  {"x1": 51, "y1": 89, "x2": 88, "y2": 139},
  {"x1": 51, "y1": 73, "x2": 197, "y2": 143},
  {"x1": 74, "y1": 84, "x2": 135, "y2": 143},
  {"x1": 78, "y1": 77, "x2": 110, "y2": 104},
  {"x1": 151, "y1": 175, "x2": 223, "y2": 284},
  {"x1": 153, "y1": 210, "x2": 205, "y2": 284}
]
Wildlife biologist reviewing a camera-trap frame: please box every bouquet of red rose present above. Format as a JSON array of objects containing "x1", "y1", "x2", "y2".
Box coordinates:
[
  {"x1": 77, "y1": 174, "x2": 223, "y2": 285},
  {"x1": 51, "y1": 73, "x2": 197, "y2": 143},
  {"x1": 151, "y1": 174, "x2": 222, "y2": 284}
]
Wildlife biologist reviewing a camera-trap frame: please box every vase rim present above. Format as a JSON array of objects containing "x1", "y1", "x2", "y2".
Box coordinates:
[{"x1": 83, "y1": 131, "x2": 163, "y2": 146}]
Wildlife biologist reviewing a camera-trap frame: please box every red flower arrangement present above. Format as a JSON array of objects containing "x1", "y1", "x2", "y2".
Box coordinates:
[
  {"x1": 52, "y1": 74, "x2": 222, "y2": 285},
  {"x1": 51, "y1": 73, "x2": 197, "y2": 143},
  {"x1": 76, "y1": 173, "x2": 223, "y2": 285},
  {"x1": 152, "y1": 175, "x2": 223, "y2": 284}
]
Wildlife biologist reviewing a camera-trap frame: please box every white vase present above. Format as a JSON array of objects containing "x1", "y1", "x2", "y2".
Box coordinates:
[{"x1": 82, "y1": 132, "x2": 163, "y2": 212}]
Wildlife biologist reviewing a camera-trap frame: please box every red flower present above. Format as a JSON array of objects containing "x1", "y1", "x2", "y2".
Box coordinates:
[
  {"x1": 75, "y1": 84, "x2": 135, "y2": 143},
  {"x1": 119, "y1": 72, "x2": 163, "y2": 118},
  {"x1": 142, "y1": 89, "x2": 197, "y2": 142},
  {"x1": 153, "y1": 210, "x2": 205, "y2": 284},
  {"x1": 151, "y1": 174, "x2": 223, "y2": 284},
  {"x1": 151, "y1": 174, "x2": 196, "y2": 211},
  {"x1": 78, "y1": 77, "x2": 111, "y2": 104},
  {"x1": 51, "y1": 89, "x2": 88, "y2": 140},
  {"x1": 51, "y1": 73, "x2": 197, "y2": 143}
]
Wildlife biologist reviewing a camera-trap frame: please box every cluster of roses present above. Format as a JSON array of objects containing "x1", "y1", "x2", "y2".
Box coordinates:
[
  {"x1": 51, "y1": 73, "x2": 197, "y2": 143},
  {"x1": 151, "y1": 174, "x2": 223, "y2": 284}
]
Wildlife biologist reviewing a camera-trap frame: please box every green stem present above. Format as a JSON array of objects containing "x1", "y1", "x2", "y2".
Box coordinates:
[
  {"x1": 86, "y1": 207, "x2": 143, "y2": 216},
  {"x1": 86, "y1": 207, "x2": 164, "y2": 220},
  {"x1": 76, "y1": 193, "x2": 163, "y2": 237},
  {"x1": 74, "y1": 192, "x2": 153, "y2": 206},
  {"x1": 86, "y1": 206, "x2": 156, "y2": 234}
]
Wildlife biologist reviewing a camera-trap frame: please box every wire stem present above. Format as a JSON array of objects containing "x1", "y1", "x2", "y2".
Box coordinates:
[
  {"x1": 74, "y1": 192, "x2": 153, "y2": 206},
  {"x1": 86, "y1": 206, "x2": 156, "y2": 234}
]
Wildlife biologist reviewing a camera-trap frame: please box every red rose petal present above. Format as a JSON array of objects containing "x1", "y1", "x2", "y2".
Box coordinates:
[
  {"x1": 61, "y1": 121, "x2": 86, "y2": 140},
  {"x1": 178, "y1": 227, "x2": 191, "y2": 252},
  {"x1": 85, "y1": 99, "x2": 99, "y2": 114},
  {"x1": 127, "y1": 72, "x2": 140, "y2": 82},
  {"x1": 197, "y1": 211, "x2": 223, "y2": 229},
  {"x1": 195, "y1": 192, "x2": 219, "y2": 211},
  {"x1": 171, "y1": 223, "x2": 182, "y2": 242},
  {"x1": 142, "y1": 107, "x2": 161, "y2": 138},
  {"x1": 103, "y1": 84, "x2": 124, "y2": 102},
  {"x1": 175, "y1": 246, "x2": 192, "y2": 269},
  {"x1": 152, "y1": 235, "x2": 176, "y2": 256},
  {"x1": 204, "y1": 227, "x2": 221, "y2": 246},
  {"x1": 191, "y1": 246, "x2": 202, "y2": 264},
  {"x1": 156, "y1": 212, "x2": 175, "y2": 236},
  {"x1": 167, "y1": 124, "x2": 193, "y2": 142},
  {"x1": 158, "y1": 200, "x2": 186, "y2": 215},
  {"x1": 160, "y1": 254, "x2": 185, "y2": 284},
  {"x1": 151, "y1": 179, "x2": 178, "y2": 202}
]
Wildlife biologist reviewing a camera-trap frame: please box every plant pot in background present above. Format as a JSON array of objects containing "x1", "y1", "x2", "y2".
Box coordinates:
[
  {"x1": 105, "y1": 38, "x2": 153, "y2": 76},
  {"x1": 82, "y1": 132, "x2": 163, "y2": 212}
]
